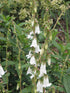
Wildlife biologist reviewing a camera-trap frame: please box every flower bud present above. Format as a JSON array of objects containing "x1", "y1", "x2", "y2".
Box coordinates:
[
  {"x1": 16, "y1": 83, "x2": 19, "y2": 90},
  {"x1": 45, "y1": 43, "x2": 48, "y2": 50},
  {"x1": 34, "y1": 7, "x2": 37, "y2": 13},
  {"x1": 44, "y1": 32, "x2": 47, "y2": 37},
  {"x1": 18, "y1": 64, "x2": 21, "y2": 70},
  {"x1": 49, "y1": 34, "x2": 52, "y2": 41},
  {"x1": 40, "y1": 48, "x2": 44, "y2": 55},
  {"x1": 47, "y1": 57, "x2": 51, "y2": 66}
]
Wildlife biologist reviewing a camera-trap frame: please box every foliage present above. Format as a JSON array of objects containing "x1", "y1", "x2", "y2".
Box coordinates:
[{"x1": 0, "y1": 0, "x2": 70, "y2": 93}]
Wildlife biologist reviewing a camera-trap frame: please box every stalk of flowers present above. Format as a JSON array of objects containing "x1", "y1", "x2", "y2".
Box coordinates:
[
  {"x1": 26, "y1": 19, "x2": 52, "y2": 93},
  {"x1": 26, "y1": 20, "x2": 41, "y2": 92}
]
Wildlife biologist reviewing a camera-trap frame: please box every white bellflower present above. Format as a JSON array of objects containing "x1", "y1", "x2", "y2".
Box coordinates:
[
  {"x1": 43, "y1": 76, "x2": 52, "y2": 88},
  {"x1": 30, "y1": 38, "x2": 37, "y2": 48},
  {"x1": 37, "y1": 80, "x2": 43, "y2": 93},
  {"x1": 30, "y1": 56, "x2": 36, "y2": 65},
  {"x1": 26, "y1": 51, "x2": 32, "y2": 59},
  {"x1": 27, "y1": 31, "x2": 33, "y2": 39},
  {"x1": 27, "y1": 67, "x2": 32, "y2": 75},
  {"x1": 35, "y1": 25, "x2": 40, "y2": 34},
  {"x1": 35, "y1": 45, "x2": 41, "y2": 53},
  {"x1": 39, "y1": 63, "x2": 47, "y2": 77},
  {"x1": 0, "y1": 65, "x2": 6, "y2": 78}
]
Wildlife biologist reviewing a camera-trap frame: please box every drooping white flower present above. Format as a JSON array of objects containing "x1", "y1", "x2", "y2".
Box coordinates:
[
  {"x1": 0, "y1": 65, "x2": 6, "y2": 78},
  {"x1": 30, "y1": 31, "x2": 33, "y2": 35},
  {"x1": 27, "y1": 31, "x2": 33, "y2": 39},
  {"x1": 26, "y1": 50, "x2": 32, "y2": 59},
  {"x1": 35, "y1": 45, "x2": 41, "y2": 53},
  {"x1": 27, "y1": 67, "x2": 32, "y2": 75},
  {"x1": 27, "y1": 34, "x2": 33, "y2": 39},
  {"x1": 43, "y1": 76, "x2": 52, "y2": 88},
  {"x1": 30, "y1": 70, "x2": 36, "y2": 79},
  {"x1": 47, "y1": 57, "x2": 51, "y2": 66},
  {"x1": 30, "y1": 56, "x2": 36, "y2": 65},
  {"x1": 32, "y1": 20, "x2": 34, "y2": 26},
  {"x1": 30, "y1": 38, "x2": 37, "y2": 48},
  {"x1": 27, "y1": 67, "x2": 36, "y2": 79},
  {"x1": 39, "y1": 63, "x2": 47, "y2": 77},
  {"x1": 35, "y1": 25, "x2": 40, "y2": 34},
  {"x1": 37, "y1": 80, "x2": 43, "y2": 93},
  {"x1": 30, "y1": 73, "x2": 34, "y2": 79}
]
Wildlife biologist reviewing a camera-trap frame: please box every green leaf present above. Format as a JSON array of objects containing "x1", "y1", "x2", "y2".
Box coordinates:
[
  {"x1": 20, "y1": 86, "x2": 32, "y2": 93},
  {"x1": 2, "y1": 61, "x2": 16, "y2": 66},
  {"x1": 53, "y1": 85, "x2": 65, "y2": 92},
  {"x1": 66, "y1": 67, "x2": 70, "y2": 75},
  {"x1": 63, "y1": 74, "x2": 70, "y2": 93},
  {"x1": 52, "y1": 41, "x2": 61, "y2": 51},
  {"x1": 0, "y1": 37, "x2": 6, "y2": 41}
]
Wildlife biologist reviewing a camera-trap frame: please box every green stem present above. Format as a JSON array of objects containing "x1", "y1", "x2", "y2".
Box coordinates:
[
  {"x1": 14, "y1": 23, "x2": 22, "y2": 93},
  {"x1": 65, "y1": 11, "x2": 69, "y2": 42},
  {"x1": 6, "y1": 29, "x2": 9, "y2": 92}
]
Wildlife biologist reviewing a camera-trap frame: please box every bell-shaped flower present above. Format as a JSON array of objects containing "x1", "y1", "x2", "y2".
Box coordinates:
[
  {"x1": 27, "y1": 34, "x2": 33, "y2": 39},
  {"x1": 32, "y1": 20, "x2": 34, "y2": 26},
  {"x1": 35, "y1": 25, "x2": 40, "y2": 34},
  {"x1": 39, "y1": 63, "x2": 47, "y2": 78},
  {"x1": 30, "y1": 38, "x2": 37, "y2": 48},
  {"x1": 30, "y1": 70, "x2": 36, "y2": 79},
  {"x1": 30, "y1": 56, "x2": 36, "y2": 65},
  {"x1": 26, "y1": 50, "x2": 32, "y2": 59},
  {"x1": 27, "y1": 67, "x2": 32, "y2": 75},
  {"x1": 27, "y1": 67, "x2": 36, "y2": 79},
  {"x1": 30, "y1": 74, "x2": 34, "y2": 79},
  {"x1": 35, "y1": 45, "x2": 41, "y2": 53},
  {"x1": 27, "y1": 31, "x2": 33, "y2": 39},
  {"x1": 0, "y1": 65, "x2": 6, "y2": 78},
  {"x1": 43, "y1": 76, "x2": 52, "y2": 88},
  {"x1": 37, "y1": 80, "x2": 43, "y2": 93},
  {"x1": 30, "y1": 31, "x2": 33, "y2": 35}
]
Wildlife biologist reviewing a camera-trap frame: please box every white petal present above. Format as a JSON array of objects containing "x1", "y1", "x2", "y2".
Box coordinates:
[
  {"x1": 27, "y1": 67, "x2": 32, "y2": 75},
  {"x1": 37, "y1": 80, "x2": 43, "y2": 93},
  {"x1": 35, "y1": 25, "x2": 40, "y2": 34},
  {"x1": 30, "y1": 38, "x2": 37, "y2": 48},
  {"x1": 35, "y1": 45, "x2": 41, "y2": 53},
  {"x1": 0, "y1": 75, "x2": 2, "y2": 78},
  {"x1": 39, "y1": 63, "x2": 47, "y2": 78},
  {"x1": 30, "y1": 31, "x2": 33, "y2": 35},
  {"x1": 26, "y1": 51, "x2": 32, "y2": 59},
  {"x1": 30, "y1": 70, "x2": 36, "y2": 79},
  {"x1": 43, "y1": 76, "x2": 52, "y2": 88},
  {"x1": 47, "y1": 57, "x2": 51, "y2": 66},
  {"x1": 30, "y1": 74, "x2": 34, "y2": 79},
  {"x1": 27, "y1": 34, "x2": 33, "y2": 39},
  {"x1": 30, "y1": 56, "x2": 36, "y2": 65},
  {"x1": 0, "y1": 65, "x2": 6, "y2": 77},
  {"x1": 27, "y1": 31, "x2": 34, "y2": 39},
  {"x1": 32, "y1": 21, "x2": 34, "y2": 26}
]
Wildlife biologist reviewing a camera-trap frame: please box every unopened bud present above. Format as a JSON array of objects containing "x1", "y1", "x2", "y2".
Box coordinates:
[
  {"x1": 40, "y1": 48, "x2": 44, "y2": 55},
  {"x1": 18, "y1": 64, "x2": 21, "y2": 70},
  {"x1": 47, "y1": 57, "x2": 51, "y2": 66},
  {"x1": 16, "y1": 83, "x2": 19, "y2": 90},
  {"x1": 49, "y1": 34, "x2": 52, "y2": 41},
  {"x1": 34, "y1": 7, "x2": 37, "y2": 13},
  {"x1": 45, "y1": 43, "x2": 48, "y2": 50}
]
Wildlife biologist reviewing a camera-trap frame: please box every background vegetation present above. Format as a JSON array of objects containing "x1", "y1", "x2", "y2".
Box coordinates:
[{"x1": 0, "y1": 0, "x2": 70, "y2": 93}]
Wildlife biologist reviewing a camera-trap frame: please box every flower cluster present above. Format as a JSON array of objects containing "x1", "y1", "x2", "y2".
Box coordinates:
[{"x1": 26, "y1": 20, "x2": 51, "y2": 93}]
